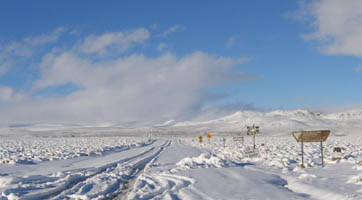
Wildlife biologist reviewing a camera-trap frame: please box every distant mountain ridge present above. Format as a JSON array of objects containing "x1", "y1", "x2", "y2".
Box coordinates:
[
  {"x1": 2, "y1": 108, "x2": 361, "y2": 137},
  {"x1": 169, "y1": 108, "x2": 362, "y2": 136}
]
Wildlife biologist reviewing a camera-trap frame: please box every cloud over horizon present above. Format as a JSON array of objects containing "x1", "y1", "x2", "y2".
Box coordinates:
[
  {"x1": 293, "y1": 0, "x2": 362, "y2": 57},
  {"x1": 0, "y1": 27, "x2": 256, "y2": 125}
]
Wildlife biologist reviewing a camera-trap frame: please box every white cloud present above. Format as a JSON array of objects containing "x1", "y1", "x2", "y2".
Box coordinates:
[
  {"x1": 0, "y1": 86, "x2": 13, "y2": 102},
  {"x1": 235, "y1": 56, "x2": 252, "y2": 64},
  {"x1": 23, "y1": 26, "x2": 65, "y2": 46},
  {"x1": 0, "y1": 27, "x2": 256, "y2": 125},
  {"x1": 284, "y1": 0, "x2": 310, "y2": 21},
  {"x1": 30, "y1": 51, "x2": 253, "y2": 123},
  {"x1": 6, "y1": 51, "x2": 255, "y2": 124},
  {"x1": 78, "y1": 28, "x2": 150, "y2": 56},
  {"x1": 157, "y1": 43, "x2": 167, "y2": 51},
  {"x1": 0, "y1": 42, "x2": 31, "y2": 76},
  {"x1": 0, "y1": 86, "x2": 24, "y2": 103},
  {"x1": 294, "y1": 0, "x2": 362, "y2": 57},
  {"x1": 0, "y1": 27, "x2": 66, "y2": 76},
  {"x1": 162, "y1": 25, "x2": 185, "y2": 36},
  {"x1": 3, "y1": 42, "x2": 32, "y2": 57}
]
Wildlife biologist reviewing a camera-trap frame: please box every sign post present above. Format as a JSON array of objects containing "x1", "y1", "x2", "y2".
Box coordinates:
[
  {"x1": 320, "y1": 141, "x2": 323, "y2": 167},
  {"x1": 247, "y1": 124, "x2": 259, "y2": 149},
  {"x1": 301, "y1": 137, "x2": 304, "y2": 166},
  {"x1": 244, "y1": 147, "x2": 260, "y2": 158},
  {"x1": 233, "y1": 136, "x2": 244, "y2": 145},
  {"x1": 292, "y1": 130, "x2": 330, "y2": 168},
  {"x1": 207, "y1": 133, "x2": 212, "y2": 145}
]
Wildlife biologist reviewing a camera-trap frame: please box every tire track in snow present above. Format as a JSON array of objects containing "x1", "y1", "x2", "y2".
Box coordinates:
[
  {"x1": 125, "y1": 140, "x2": 208, "y2": 200},
  {"x1": 113, "y1": 140, "x2": 172, "y2": 200},
  {"x1": 126, "y1": 173, "x2": 196, "y2": 200},
  {"x1": 20, "y1": 140, "x2": 170, "y2": 200}
]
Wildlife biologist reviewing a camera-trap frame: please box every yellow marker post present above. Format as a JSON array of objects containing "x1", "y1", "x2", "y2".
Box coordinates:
[
  {"x1": 207, "y1": 133, "x2": 212, "y2": 145},
  {"x1": 199, "y1": 136, "x2": 203, "y2": 143}
]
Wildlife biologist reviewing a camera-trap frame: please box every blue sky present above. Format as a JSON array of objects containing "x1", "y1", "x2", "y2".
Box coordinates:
[{"x1": 0, "y1": 0, "x2": 361, "y2": 124}]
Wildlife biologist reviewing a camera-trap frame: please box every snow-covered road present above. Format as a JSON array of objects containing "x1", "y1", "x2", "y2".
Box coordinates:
[
  {"x1": 1, "y1": 139, "x2": 299, "y2": 200},
  {"x1": 0, "y1": 139, "x2": 169, "y2": 199},
  {"x1": 127, "y1": 140, "x2": 308, "y2": 200}
]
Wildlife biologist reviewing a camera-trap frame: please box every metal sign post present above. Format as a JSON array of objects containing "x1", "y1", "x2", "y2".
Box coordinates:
[
  {"x1": 253, "y1": 135, "x2": 255, "y2": 149},
  {"x1": 247, "y1": 124, "x2": 259, "y2": 149},
  {"x1": 301, "y1": 136, "x2": 304, "y2": 166},
  {"x1": 292, "y1": 130, "x2": 330, "y2": 168},
  {"x1": 320, "y1": 141, "x2": 323, "y2": 167}
]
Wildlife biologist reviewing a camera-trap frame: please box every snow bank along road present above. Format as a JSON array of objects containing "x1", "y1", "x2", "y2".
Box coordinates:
[{"x1": 1, "y1": 136, "x2": 362, "y2": 199}]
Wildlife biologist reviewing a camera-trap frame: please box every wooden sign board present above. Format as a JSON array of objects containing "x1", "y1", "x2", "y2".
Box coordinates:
[
  {"x1": 292, "y1": 130, "x2": 330, "y2": 142},
  {"x1": 244, "y1": 148, "x2": 260, "y2": 158},
  {"x1": 233, "y1": 136, "x2": 244, "y2": 141}
]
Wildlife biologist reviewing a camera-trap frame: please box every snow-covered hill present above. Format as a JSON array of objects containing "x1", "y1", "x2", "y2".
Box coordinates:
[
  {"x1": 1, "y1": 108, "x2": 361, "y2": 137},
  {"x1": 170, "y1": 108, "x2": 362, "y2": 136}
]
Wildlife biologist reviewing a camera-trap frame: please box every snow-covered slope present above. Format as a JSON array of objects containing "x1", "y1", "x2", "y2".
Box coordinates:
[
  {"x1": 154, "y1": 120, "x2": 177, "y2": 127},
  {"x1": 325, "y1": 109, "x2": 362, "y2": 120},
  {"x1": 1, "y1": 108, "x2": 361, "y2": 137},
  {"x1": 171, "y1": 108, "x2": 362, "y2": 136}
]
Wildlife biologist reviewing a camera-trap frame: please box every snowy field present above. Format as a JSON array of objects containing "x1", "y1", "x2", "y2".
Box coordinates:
[
  {"x1": 0, "y1": 109, "x2": 362, "y2": 199},
  {"x1": 0, "y1": 137, "x2": 154, "y2": 165},
  {"x1": 1, "y1": 134, "x2": 362, "y2": 199}
]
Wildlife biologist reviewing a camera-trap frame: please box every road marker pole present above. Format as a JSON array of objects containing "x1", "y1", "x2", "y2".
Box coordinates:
[{"x1": 207, "y1": 133, "x2": 212, "y2": 145}]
